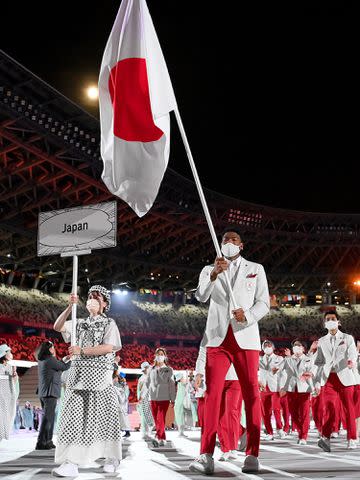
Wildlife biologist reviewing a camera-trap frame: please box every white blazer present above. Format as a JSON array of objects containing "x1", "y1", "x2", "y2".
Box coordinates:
[
  {"x1": 314, "y1": 331, "x2": 358, "y2": 387},
  {"x1": 259, "y1": 353, "x2": 284, "y2": 392},
  {"x1": 280, "y1": 355, "x2": 315, "y2": 393},
  {"x1": 196, "y1": 256, "x2": 270, "y2": 350}
]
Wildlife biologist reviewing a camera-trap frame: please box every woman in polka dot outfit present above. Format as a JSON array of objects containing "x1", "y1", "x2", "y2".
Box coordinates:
[{"x1": 52, "y1": 285, "x2": 122, "y2": 477}]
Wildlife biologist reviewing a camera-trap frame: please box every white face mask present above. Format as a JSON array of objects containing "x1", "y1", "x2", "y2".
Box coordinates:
[
  {"x1": 86, "y1": 299, "x2": 100, "y2": 312},
  {"x1": 221, "y1": 242, "x2": 240, "y2": 258},
  {"x1": 325, "y1": 320, "x2": 338, "y2": 330},
  {"x1": 293, "y1": 346, "x2": 303, "y2": 355},
  {"x1": 264, "y1": 347, "x2": 273, "y2": 355},
  {"x1": 155, "y1": 355, "x2": 165, "y2": 363}
]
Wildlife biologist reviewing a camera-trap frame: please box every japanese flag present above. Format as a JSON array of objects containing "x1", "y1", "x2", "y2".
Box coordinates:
[{"x1": 99, "y1": 0, "x2": 177, "y2": 217}]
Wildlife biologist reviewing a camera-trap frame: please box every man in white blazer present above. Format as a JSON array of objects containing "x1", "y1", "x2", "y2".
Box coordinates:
[
  {"x1": 189, "y1": 228, "x2": 269, "y2": 475},
  {"x1": 315, "y1": 311, "x2": 358, "y2": 451},
  {"x1": 259, "y1": 340, "x2": 286, "y2": 440}
]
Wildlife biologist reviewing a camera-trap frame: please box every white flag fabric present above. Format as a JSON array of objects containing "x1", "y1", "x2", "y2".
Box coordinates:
[{"x1": 99, "y1": 0, "x2": 177, "y2": 217}]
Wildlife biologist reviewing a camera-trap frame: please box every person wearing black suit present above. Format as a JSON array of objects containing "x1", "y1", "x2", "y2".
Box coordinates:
[{"x1": 35, "y1": 341, "x2": 70, "y2": 450}]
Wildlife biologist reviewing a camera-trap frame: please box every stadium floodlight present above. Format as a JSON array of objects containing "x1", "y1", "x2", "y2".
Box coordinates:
[
  {"x1": 113, "y1": 289, "x2": 121, "y2": 295},
  {"x1": 86, "y1": 85, "x2": 99, "y2": 100}
]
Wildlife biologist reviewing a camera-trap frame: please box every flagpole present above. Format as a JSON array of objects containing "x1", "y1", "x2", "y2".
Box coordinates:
[
  {"x1": 174, "y1": 108, "x2": 238, "y2": 311},
  {"x1": 71, "y1": 254, "x2": 78, "y2": 346}
]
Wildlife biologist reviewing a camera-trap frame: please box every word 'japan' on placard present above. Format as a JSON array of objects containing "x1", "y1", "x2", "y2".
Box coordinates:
[{"x1": 37, "y1": 201, "x2": 117, "y2": 256}]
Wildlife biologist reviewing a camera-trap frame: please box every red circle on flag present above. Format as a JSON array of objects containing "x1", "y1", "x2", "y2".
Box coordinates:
[{"x1": 109, "y1": 58, "x2": 163, "y2": 142}]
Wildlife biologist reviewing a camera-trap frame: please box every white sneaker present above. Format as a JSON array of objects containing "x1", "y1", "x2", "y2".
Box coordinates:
[
  {"x1": 277, "y1": 429, "x2": 287, "y2": 439},
  {"x1": 103, "y1": 457, "x2": 120, "y2": 473},
  {"x1": 103, "y1": 457, "x2": 120, "y2": 474},
  {"x1": 52, "y1": 462, "x2": 79, "y2": 477},
  {"x1": 219, "y1": 451, "x2": 231, "y2": 461},
  {"x1": 347, "y1": 439, "x2": 357, "y2": 450},
  {"x1": 158, "y1": 439, "x2": 166, "y2": 447},
  {"x1": 264, "y1": 434, "x2": 274, "y2": 441},
  {"x1": 189, "y1": 454, "x2": 214, "y2": 475},
  {"x1": 331, "y1": 432, "x2": 339, "y2": 438},
  {"x1": 297, "y1": 439, "x2": 307, "y2": 445},
  {"x1": 242, "y1": 455, "x2": 259, "y2": 473}
]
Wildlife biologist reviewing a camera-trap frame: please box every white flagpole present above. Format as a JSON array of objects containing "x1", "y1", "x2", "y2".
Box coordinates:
[
  {"x1": 174, "y1": 108, "x2": 238, "y2": 311},
  {"x1": 71, "y1": 254, "x2": 78, "y2": 346}
]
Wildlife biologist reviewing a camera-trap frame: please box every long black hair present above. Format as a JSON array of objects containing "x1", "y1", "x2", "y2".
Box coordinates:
[{"x1": 36, "y1": 341, "x2": 54, "y2": 361}]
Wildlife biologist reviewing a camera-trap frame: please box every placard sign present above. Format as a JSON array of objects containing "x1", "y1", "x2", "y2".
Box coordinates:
[{"x1": 37, "y1": 201, "x2": 117, "y2": 256}]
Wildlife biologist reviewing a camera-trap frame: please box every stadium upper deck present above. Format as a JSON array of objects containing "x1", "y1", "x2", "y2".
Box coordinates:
[{"x1": 1, "y1": 49, "x2": 360, "y2": 295}]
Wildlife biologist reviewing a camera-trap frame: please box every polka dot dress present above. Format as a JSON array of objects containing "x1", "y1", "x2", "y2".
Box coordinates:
[{"x1": 55, "y1": 315, "x2": 122, "y2": 465}]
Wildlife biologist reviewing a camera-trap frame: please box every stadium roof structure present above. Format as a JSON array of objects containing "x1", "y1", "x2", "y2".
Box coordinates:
[{"x1": 1, "y1": 49, "x2": 360, "y2": 296}]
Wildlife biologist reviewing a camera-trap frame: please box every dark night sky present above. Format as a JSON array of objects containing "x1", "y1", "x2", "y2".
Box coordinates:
[{"x1": 1, "y1": 1, "x2": 357, "y2": 213}]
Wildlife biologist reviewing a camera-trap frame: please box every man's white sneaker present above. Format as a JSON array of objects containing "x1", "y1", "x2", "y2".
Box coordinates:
[
  {"x1": 331, "y1": 432, "x2": 339, "y2": 438},
  {"x1": 264, "y1": 434, "x2": 274, "y2": 441},
  {"x1": 189, "y1": 454, "x2": 214, "y2": 475},
  {"x1": 158, "y1": 439, "x2": 166, "y2": 447},
  {"x1": 347, "y1": 439, "x2": 357, "y2": 450},
  {"x1": 219, "y1": 451, "x2": 230, "y2": 461},
  {"x1": 52, "y1": 462, "x2": 79, "y2": 477},
  {"x1": 277, "y1": 429, "x2": 287, "y2": 439},
  {"x1": 242, "y1": 455, "x2": 259, "y2": 473},
  {"x1": 297, "y1": 439, "x2": 307, "y2": 445}
]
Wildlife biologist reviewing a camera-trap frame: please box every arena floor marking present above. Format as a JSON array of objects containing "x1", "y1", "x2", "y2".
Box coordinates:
[
  {"x1": 0, "y1": 469, "x2": 43, "y2": 480},
  {"x1": 260, "y1": 444, "x2": 360, "y2": 467},
  {"x1": 218, "y1": 459, "x2": 314, "y2": 480}
]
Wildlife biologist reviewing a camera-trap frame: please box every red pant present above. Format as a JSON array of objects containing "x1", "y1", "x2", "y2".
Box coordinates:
[
  {"x1": 218, "y1": 380, "x2": 242, "y2": 452},
  {"x1": 354, "y1": 384, "x2": 360, "y2": 418},
  {"x1": 150, "y1": 400, "x2": 169, "y2": 440},
  {"x1": 311, "y1": 389, "x2": 323, "y2": 434},
  {"x1": 287, "y1": 392, "x2": 310, "y2": 440},
  {"x1": 197, "y1": 397, "x2": 205, "y2": 427},
  {"x1": 280, "y1": 395, "x2": 290, "y2": 433},
  {"x1": 333, "y1": 396, "x2": 348, "y2": 431},
  {"x1": 322, "y1": 373, "x2": 356, "y2": 440},
  {"x1": 260, "y1": 388, "x2": 282, "y2": 435},
  {"x1": 201, "y1": 326, "x2": 261, "y2": 457}
]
